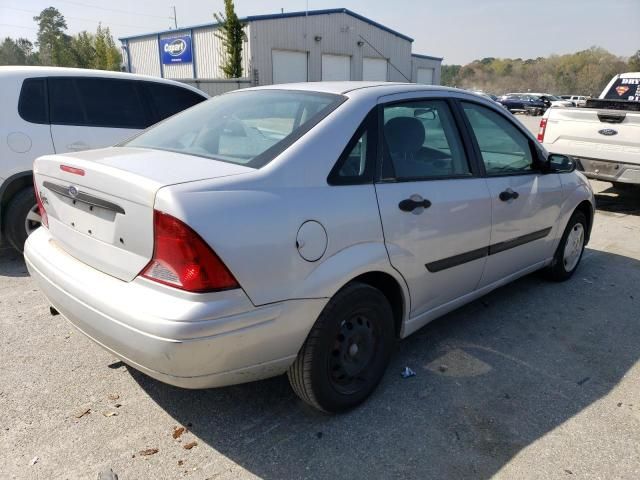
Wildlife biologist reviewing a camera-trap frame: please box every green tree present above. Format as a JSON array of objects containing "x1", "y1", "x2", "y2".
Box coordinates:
[
  {"x1": 0, "y1": 37, "x2": 40, "y2": 66},
  {"x1": 214, "y1": 0, "x2": 246, "y2": 78},
  {"x1": 33, "y1": 7, "x2": 73, "y2": 66},
  {"x1": 629, "y1": 50, "x2": 640, "y2": 71},
  {"x1": 70, "y1": 31, "x2": 95, "y2": 68},
  {"x1": 103, "y1": 27, "x2": 122, "y2": 71},
  {"x1": 94, "y1": 24, "x2": 108, "y2": 70}
]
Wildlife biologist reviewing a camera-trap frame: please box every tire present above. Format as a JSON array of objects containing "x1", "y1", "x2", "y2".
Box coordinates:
[
  {"x1": 287, "y1": 282, "x2": 395, "y2": 413},
  {"x1": 545, "y1": 210, "x2": 587, "y2": 281},
  {"x1": 3, "y1": 187, "x2": 39, "y2": 252}
]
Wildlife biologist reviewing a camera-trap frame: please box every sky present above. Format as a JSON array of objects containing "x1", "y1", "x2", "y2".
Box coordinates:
[{"x1": 1, "y1": 0, "x2": 639, "y2": 64}]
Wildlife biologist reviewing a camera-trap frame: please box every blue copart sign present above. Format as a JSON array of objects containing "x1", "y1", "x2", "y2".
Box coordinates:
[{"x1": 160, "y1": 36, "x2": 192, "y2": 64}]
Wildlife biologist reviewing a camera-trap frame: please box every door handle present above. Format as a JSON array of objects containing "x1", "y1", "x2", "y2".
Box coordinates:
[
  {"x1": 66, "y1": 142, "x2": 90, "y2": 152},
  {"x1": 499, "y1": 188, "x2": 519, "y2": 202},
  {"x1": 399, "y1": 195, "x2": 432, "y2": 213}
]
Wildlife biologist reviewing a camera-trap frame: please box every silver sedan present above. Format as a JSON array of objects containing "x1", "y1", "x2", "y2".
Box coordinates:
[{"x1": 25, "y1": 82, "x2": 595, "y2": 412}]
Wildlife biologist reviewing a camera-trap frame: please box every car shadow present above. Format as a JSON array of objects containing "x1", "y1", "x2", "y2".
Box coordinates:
[
  {"x1": 594, "y1": 184, "x2": 640, "y2": 216},
  {"x1": 0, "y1": 245, "x2": 29, "y2": 277},
  {"x1": 131, "y1": 248, "x2": 639, "y2": 479}
]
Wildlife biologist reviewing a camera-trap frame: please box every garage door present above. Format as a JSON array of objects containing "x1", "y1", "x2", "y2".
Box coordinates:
[
  {"x1": 363, "y1": 58, "x2": 387, "y2": 81},
  {"x1": 322, "y1": 54, "x2": 351, "y2": 81},
  {"x1": 417, "y1": 67, "x2": 435, "y2": 85},
  {"x1": 272, "y1": 50, "x2": 307, "y2": 84}
]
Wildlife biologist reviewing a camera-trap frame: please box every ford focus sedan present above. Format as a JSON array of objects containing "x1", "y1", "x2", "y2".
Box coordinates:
[{"x1": 25, "y1": 83, "x2": 595, "y2": 413}]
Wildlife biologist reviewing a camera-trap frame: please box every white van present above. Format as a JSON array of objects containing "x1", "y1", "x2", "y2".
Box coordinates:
[{"x1": 0, "y1": 66, "x2": 208, "y2": 251}]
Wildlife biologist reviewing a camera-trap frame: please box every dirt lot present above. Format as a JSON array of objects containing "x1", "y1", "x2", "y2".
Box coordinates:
[{"x1": 1, "y1": 170, "x2": 639, "y2": 477}]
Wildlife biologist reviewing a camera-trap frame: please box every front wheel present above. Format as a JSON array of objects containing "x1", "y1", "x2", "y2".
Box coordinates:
[
  {"x1": 545, "y1": 210, "x2": 587, "y2": 281},
  {"x1": 288, "y1": 282, "x2": 395, "y2": 413}
]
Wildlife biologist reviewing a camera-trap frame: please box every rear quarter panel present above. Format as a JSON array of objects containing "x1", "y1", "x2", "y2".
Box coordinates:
[{"x1": 154, "y1": 95, "x2": 406, "y2": 308}]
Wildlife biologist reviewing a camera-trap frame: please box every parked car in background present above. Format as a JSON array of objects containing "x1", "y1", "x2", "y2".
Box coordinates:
[
  {"x1": 540, "y1": 72, "x2": 640, "y2": 187},
  {"x1": 529, "y1": 93, "x2": 574, "y2": 108},
  {"x1": 0, "y1": 66, "x2": 208, "y2": 252},
  {"x1": 26, "y1": 82, "x2": 595, "y2": 413},
  {"x1": 570, "y1": 95, "x2": 588, "y2": 107},
  {"x1": 559, "y1": 95, "x2": 572, "y2": 101},
  {"x1": 497, "y1": 94, "x2": 547, "y2": 115}
]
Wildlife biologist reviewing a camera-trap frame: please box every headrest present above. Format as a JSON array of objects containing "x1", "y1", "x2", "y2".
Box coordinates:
[{"x1": 384, "y1": 117, "x2": 425, "y2": 154}]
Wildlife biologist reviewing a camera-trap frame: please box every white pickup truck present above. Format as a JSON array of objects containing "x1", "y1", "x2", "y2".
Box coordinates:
[{"x1": 539, "y1": 72, "x2": 640, "y2": 186}]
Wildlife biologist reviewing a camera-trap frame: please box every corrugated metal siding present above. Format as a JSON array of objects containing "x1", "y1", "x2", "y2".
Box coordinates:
[
  {"x1": 160, "y1": 31, "x2": 194, "y2": 79},
  {"x1": 193, "y1": 24, "x2": 251, "y2": 79},
  {"x1": 248, "y1": 12, "x2": 412, "y2": 85},
  {"x1": 127, "y1": 37, "x2": 161, "y2": 77},
  {"x1": 411, "y1": 55, "x2": 442, "y2": 85},
  {"x1": 178, "y1": 79, "x2": 252, "y2": 96}
]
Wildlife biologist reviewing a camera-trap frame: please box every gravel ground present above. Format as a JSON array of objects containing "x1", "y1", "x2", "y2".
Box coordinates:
[{"x1": 1, "y1": 164, "x2": 639, "y2": 478}]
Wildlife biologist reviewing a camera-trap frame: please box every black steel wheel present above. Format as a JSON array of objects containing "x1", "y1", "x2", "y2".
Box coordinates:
[{"x1": 288, "y1": 282, "x2": 395, "y2": 413}]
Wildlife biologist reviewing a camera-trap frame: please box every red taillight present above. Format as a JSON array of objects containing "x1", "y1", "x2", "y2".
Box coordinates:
[
  {"x1": 33, "y1": 176, "x2": 48, "y2": 228},
  {"x1": 140, "y1": 211, "x2": 239, "y2": 293},
  {"x1": 60, "y1": 165, "x2": 85, "y2": 176},
  {"x1": 537, "y1": 118, "x2": 547, "y2": 142}
]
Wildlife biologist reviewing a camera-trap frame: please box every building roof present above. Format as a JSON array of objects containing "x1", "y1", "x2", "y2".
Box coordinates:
[
  {"x1": 412, "y1": 53, "x2": 444, "y2": 62},
  {"x1": 119, "y1": 8, "x2": 413, "y2": 43}
]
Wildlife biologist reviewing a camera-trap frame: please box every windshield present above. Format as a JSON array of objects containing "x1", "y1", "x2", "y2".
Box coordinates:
[
  {"x1": 603, "y1": 77, "x2": 640, "y2": 102},
  {"x1": 125, "y1": 90, "x2": 343, "y2": 168}
]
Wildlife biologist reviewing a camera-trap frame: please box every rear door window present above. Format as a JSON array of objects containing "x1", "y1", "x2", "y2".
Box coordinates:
[
  {"x1": 49, "y1": 78, "x2": 84, "y2": 125},
  {"x1": 76, "y1": 78, "x2": 149, "y2": 128},
  {"x1": 49, "y1": 77, "x2": 150, "y2": 128},
  {"x1": 144, "y1": 82, "x2": 206, "y2": 123},
  {"x1": 382, "y1": 100, "x2": 470, "y2": 180},
  {"x1": 18, "y1": 78, "x2": 48, "y2": 124}
]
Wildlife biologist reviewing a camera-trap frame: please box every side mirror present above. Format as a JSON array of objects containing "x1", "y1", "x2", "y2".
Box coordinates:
[{"x1": 547, "y1": 154, "x2": 576, "y2": 173}]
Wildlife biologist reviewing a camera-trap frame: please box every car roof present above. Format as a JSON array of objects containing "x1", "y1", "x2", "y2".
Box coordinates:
[
  {"x1": 0, "y1": 66, "x2": 207, "y2": 97},
  {"x1": 237, "y1": 81, "x2": 462, "y2": 96}
]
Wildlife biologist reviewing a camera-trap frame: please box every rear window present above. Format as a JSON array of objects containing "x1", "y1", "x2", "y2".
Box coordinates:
[
  {"x1": 49, "y1": 77, "x2": 150, "y2": 128},
  {"x1": 603, "y1": 77, "x2": 640, "y2": 102},
  {"x1": 125, "y1": 90, "x2": 343, "y2": 168},
  {"x1": 144, "y1": 82, "x2": 206, "y2": 122},
  {"x1": 18, "y1": 78, "x2": 48, "y2": 124}
]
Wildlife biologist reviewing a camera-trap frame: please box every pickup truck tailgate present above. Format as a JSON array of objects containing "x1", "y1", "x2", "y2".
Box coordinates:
[{"x1": 543, "y1": 108, "x2": 640, "y2": 166}]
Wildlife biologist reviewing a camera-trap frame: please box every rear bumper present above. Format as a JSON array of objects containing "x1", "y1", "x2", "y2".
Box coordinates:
[
  {"x1": 24, "y1": 228, "x2": 326, "y2": 388},
  {"x1": 575, "y1": 157, "x2": 640, "y2": 184}
]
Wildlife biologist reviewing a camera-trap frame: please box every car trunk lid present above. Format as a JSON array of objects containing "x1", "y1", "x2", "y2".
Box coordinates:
[{"x1": 33, "y1": 147, "x2": 253, "y2": 281}]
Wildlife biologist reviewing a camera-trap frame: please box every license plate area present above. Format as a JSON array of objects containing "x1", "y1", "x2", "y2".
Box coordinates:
[{"x1": 49, "y1": 192, "x2": 119, "y2": 243}]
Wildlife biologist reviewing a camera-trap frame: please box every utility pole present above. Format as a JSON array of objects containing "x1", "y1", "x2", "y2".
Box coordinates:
[{"x1": 172, "y1": 6, "x2": 177, "y2": 29}]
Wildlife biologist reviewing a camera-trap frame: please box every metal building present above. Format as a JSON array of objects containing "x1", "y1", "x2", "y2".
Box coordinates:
[{"x1": 119, "y1": 8, "x2": 442, "y2": 96}]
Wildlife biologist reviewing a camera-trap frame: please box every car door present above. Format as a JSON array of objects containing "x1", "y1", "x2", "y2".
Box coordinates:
[
  {"x1": 48, "y1": 77, "x2": 150, "y2": 153},
  {"x1": 459, "y1": 100, "x2": 562, "y2": 287},
  {"x1": 374, "y1": 96, "x2": 492, "y2": 318}
]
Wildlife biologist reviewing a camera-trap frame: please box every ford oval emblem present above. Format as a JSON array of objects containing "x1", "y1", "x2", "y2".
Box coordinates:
[
  {"x1": 598, "y1": 128, "x2": 618, "y2": 136},
  {"x1": 68, "y1": 185, "x2": 79, "y2": 198},
  {"x1": 164, "y1": 38, "x2": 187, "y2": 57}
]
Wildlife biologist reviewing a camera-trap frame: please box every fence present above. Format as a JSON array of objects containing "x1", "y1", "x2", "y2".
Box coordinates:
[{"x1": 177, "y1": 78, "x2": 253, "y2": 97}]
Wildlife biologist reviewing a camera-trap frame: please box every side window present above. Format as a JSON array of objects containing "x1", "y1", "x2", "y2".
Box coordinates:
[
  {"x1": 144, "y1": 83, "x2": 206, "y2": 123},
  {"x1": 18, "y1": 78, "x2": 48, "y2": 124},
  {"x1": 75, "y1": 78, "x2": 148, "y2": 128},
  {"x1": 328, "y1": 109, "x2": 376, "y2": 185},
  {"x1": 382, "y1": 100, "x2": 470, "y2": 181},
  {"x1": 462, "y1": 102, "x2": 533, "y2": 175},
  {"x1": 49, "y1": 78, "x2": 85, "y2": 125}
]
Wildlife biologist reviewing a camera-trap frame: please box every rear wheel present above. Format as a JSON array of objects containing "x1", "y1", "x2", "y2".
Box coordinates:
[
  {"x1": 288, "y1": 282, "x2": 395, "y2": 413},
  {"x1": 545, "y1": 210, "x2": 587, "y2": 281},
  {"x1": 3, "y1": 187, "x2": 39, "y2": 252}
]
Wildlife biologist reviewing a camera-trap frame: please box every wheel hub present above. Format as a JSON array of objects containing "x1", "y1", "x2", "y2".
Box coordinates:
[
  {"x1": 563, "y1": 223, "x2": 584, "y2": 272},
  {"x1": 329, "y1": 315, "x2": 377, "y2": 389}
]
